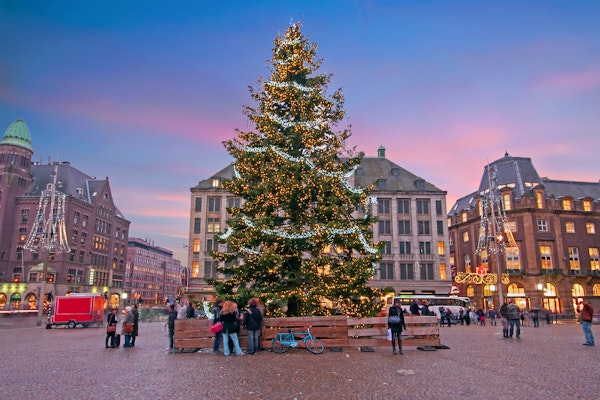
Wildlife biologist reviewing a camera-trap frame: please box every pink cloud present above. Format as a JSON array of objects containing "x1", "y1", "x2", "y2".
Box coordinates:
[{"x1": 533, "y1": 67, "x2": 600, "y2": 93}]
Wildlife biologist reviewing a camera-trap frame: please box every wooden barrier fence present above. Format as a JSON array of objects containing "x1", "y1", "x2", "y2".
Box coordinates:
[{"x1": 174, "y1": 315, "x2": 440, "y2": 351}]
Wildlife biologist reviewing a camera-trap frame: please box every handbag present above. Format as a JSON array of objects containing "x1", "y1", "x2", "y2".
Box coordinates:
[
  {"x1": 123, "y1": 323, "x2": 134, "y2": 334},
  {"x1": 388, "y1": 315, "x2": 402, "y2": 324},
  {"x1": 209, "y1": 322, "x2": 223, "y2": 333},
  {"x1": 107, "y1": 324, "x2": 116, "y2": 333}
]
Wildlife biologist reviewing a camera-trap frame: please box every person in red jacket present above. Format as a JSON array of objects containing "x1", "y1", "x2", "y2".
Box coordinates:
[{"x1": 578, "y1": 300, "x2": 595, "y2": 346}]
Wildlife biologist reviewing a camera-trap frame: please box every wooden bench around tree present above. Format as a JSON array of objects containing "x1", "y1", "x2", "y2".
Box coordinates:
[{"x1": 173, "y1": 315, "x2": 440, "y2": 352}]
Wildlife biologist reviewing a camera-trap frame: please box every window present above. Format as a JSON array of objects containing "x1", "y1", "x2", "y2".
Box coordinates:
[
  {"x1": 437, "y1": 221, "x2": 444, "y2": 235},
  {"x1": 540, "y1": 245, "x2": 552, "y2": 270},
  {"x1": 503, "y1": 193, "x2": 512, "y2": 211},
  {"x1": 73, "y1": 212, "x2": 79, "y2": 225},
  {"x1": 535, "y1": 192, "x2": 544, "y2": 209},
  {"x1": 211, "y1": 178, "x2": 220, "y2": 188},
  {"x1": 206, "y1": 239, "x2": 219, "y2": 253},
  {"x1": 420, "y1": 263, "x2": 434, "y2": 280},
  {"x1": 399, "y1": 241, "x2": 411, "y2": 254},
  {"x1": 419, "y1": 241, "x2": 431, "y2": 254},
  {"x1": 439, "y1": 263, "x2": 447, "y2": 280},
  {"x1": 435, "y1": 200, "x2": 442, "y2": 216},
  {"x1": 397, "y1": 199, "x2": 409, "y2": 214},
  {"x1": 207, "y1": 218, "x2": 220, "y2": 233},
  {"x1": 377, "y1": 179, "x2": 387, "y2": 190},
  {"x1": 462, "y1": 231, "x2": 469, "y2": 242},
  {"x1": 506, "y1": 249, "x2": 521, "y2": 270},
  {"x1": 417, "y1": 221, "x2": 430, "y2": 235},
  {"x1": 565, "y1": 222, "x2": 575, "y2": 233},
  {"x1": 82, "y1": 215, "x2": 88, "y2": 228},
  {"x1": 195, "y1": 197, "x2": 202, "y2": 212},
  {"x1": 194, "y1": 218, "x2": 201, "y2": 233},
  {"x1": 398, "y1": 220, "x2": 411, "y2": 235},
  {"x1": 416, "y1": 199, "x2": 429, "y2": 215},
  {"x1": 193, "y1": 238, "x2": 200, "y2": 253},
  {"x1": 438, "y1": 241, "x2": 445, "y2": 255},
  {"x1": 381, "y1": 241, "x2": 392, "y2": 255},
  {"x1": 208, "y1": 197, "x2": 221, "y2": 212},
  {"x1": 377, "y1": 199, "x2": 391, "y2": 214},
  {"x1": 21, "y1": 209, "x2": 29, "y2": 223},
  {"x1": 379, "y1": 262, "x2": 394, "y2": 279},
  {"x1": 538, "y1": 219, "x2": 548, "y2": 232},
  {"x1": 568, "y1": 247, "x2": 580, "y2": 271},
  {"x1": 590, "y1": 248, "x2": 599, "y2": 270},
  {"x1": 378, "y1": 220, "x2": 391, "y2": 235},
  {"x1": 562, "y1": 198, "x2": 572, "y2": 211},
  {"x1": 583, "y1": 200, "x2": 592, "y2": 212},
  {"x1": 204, "y1": 261, "x2": 218, "y2": 278},
  {"x1": 400, "y1": 263, "x2": 414, "y2": 280},
  {"x1": 227, "y1": 197, "x2": 241, "y2": 209},
  {"x1": 461, "y1": 211, "x2": 467, "y2": 223},
  {"x1": 586, "y1": 222, "x2": 596, "y2": 234}
]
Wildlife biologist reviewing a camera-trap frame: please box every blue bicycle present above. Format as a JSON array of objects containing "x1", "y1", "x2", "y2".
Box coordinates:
[{"x1": 271, "y1": 327, "x2": 324, "y2": 354}]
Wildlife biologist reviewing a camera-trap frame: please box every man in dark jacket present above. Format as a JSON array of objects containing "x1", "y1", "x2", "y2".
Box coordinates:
[
  {"x1": 243, "y1": 299, "x2": 263, "y2": 354},
  {"x1": 507, "y1": 299, "x2": 521, "y2": 339},
  {"x1": 388, "y1": 298, "x2": 407, "y2": 355},
  {"x1": 167, "y1": 304, "x2": 177, "y2": 350}
]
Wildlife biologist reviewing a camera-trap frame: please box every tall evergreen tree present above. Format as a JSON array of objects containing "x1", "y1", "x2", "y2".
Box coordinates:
[{"x1": 209, "y1": 23, "x2": 383, "y2": 317}]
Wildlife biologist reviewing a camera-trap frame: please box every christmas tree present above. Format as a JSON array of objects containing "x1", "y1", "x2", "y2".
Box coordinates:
[{"x1": 209, "y1": 23, "x2": 383, "y2": 317}]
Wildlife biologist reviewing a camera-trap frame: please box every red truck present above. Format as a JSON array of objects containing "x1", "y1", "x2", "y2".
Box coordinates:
[{"x1": 47, "y1": 293, "x2": 105, "y2": 329}]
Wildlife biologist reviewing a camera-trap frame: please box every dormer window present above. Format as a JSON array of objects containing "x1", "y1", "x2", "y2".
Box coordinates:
[
  {"x1": 212, "y1": 178, "x2": 220, "y2": 188},
  {"x1": 76, "y1": 188, "x2": 84, "y2": 196}
]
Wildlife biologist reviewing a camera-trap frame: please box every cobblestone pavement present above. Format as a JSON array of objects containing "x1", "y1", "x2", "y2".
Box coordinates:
[{"x1": 1, "y1": 317, "x2": 598, "y2": 400}]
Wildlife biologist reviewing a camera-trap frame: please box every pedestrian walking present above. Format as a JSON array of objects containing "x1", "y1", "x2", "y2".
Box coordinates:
[
  {"x1": 578, "y1": 300, "x2": 595, "y2": 346},
  {"x1": 130, "y1": 304, "x2": 139, "y2": 347},
  {"x1": 243, "y1": 298, "x2": 263, "y2": 354},
  {"x1": 211, "y1": 299, "x2": 224, "y2": 354},
  {"x1": 507, "y1": 299, "x2": 521, "y2": 339},
  {"x1": 105, "y1": 308, "x2": 118, "y2": 348},
  {"x1": 388, "y1": 298, "x2": 407, "y2": 355},
  {"x1": 221, "y1": 300, "x2": 244, "y2": 356}
]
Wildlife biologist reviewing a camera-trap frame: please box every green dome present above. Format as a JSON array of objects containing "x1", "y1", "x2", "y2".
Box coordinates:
[{"x1": 2, "y1": 119, "x2": 33, "y2": 151}]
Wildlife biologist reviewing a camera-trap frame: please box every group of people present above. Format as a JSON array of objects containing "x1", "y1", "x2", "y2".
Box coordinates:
[
  {"x1": 105, "y1": 304, "x2": 139, "y2": 348},
  {"x1": 209, "y1": 298, "x2": 264, "y2": 356}
]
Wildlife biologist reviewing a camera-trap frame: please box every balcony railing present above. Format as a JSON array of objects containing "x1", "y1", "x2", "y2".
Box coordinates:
[{"x1": 540, "y1": 268, "x2": 563, "y2": 276}]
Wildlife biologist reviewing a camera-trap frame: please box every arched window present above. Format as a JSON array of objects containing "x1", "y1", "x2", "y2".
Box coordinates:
[
  {"x1": 572, "y1": 283, "x2": 585, "y2": 297},
  {"x1": 507, "y1": 283, "x2": 525, "y2": 296},
  {"x1": 593, "y1": 284, "x2": 600, "y2": 296},
  {"x1": 0, "y1": 293, "x2": 6, "y2": 310},
  {"x1": 10, "y1": 292, "x2": 22, "y2": 309},
  {"x1": 466, "y1": 285, "x2": 475, "y2": 297},
  {"x1": 26, "y1": 292, "x2": 37, "y2": 310}
]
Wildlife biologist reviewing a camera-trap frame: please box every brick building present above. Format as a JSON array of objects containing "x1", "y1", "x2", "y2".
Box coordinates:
[
  {"x1": 0, "y1": 119, "x2": 130, "y2": 311},
  {"x1": 448, "y1": 152, "x2": 600, "y2": 314}
]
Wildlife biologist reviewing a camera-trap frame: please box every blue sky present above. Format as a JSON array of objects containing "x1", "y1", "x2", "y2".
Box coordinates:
[{"x1": 1, "y1": 1, "x2": 599, "y2": 263}]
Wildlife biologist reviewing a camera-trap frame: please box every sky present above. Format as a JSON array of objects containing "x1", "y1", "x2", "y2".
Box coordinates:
[{"x1": 1, "y1": 1, "x2": 599, "y2": 263}]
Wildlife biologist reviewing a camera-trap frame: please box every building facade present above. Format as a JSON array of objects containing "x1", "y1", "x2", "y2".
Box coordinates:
[
  {"x1": 448, "y1": 153, "x2": 600, "y2": 315},
  {"x1": 125, "y1": 237, "x2": 183, "y2": 306},
  {"x1": 0, "y1": 119, "x2": 130, "y2": 311},
  {"x1": 186, "y1": 146, "x2": 452, "y2": 301}
]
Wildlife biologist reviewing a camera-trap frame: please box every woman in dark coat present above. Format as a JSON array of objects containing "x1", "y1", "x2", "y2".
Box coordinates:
[
  {"x1": 131, "y1": 304, "x2": 139, "y2": 347},
  {"x1": 105, "y1": 308, "x2": 118, "y2": 348},
  {"x1": 388, "y1": 298, "x2": 407, "y2": 355}
]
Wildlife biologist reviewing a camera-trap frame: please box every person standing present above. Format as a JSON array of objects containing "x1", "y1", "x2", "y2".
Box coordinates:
[
  {"x1": 105, "y1": 308, "x2": 118, "y2": 348},
  {"x1": 221, "y1": 300, "x2": 244, "y2": 356},
  {"x1": 500, "y1": 302, "x2": 509, "y2": 338},
  {"x1": 186, "y1": 302, "x2": 195, "y2": 319},
  {"x1": 388, "y1": 298, "x2": 407, "y2": 355},
  {"x1": 243, "y1": 299, "x2": 263, "y2": 354},
  {"x1": 409, "y1": 299, "x2": 420, "y2": 315},
  {"x1": 167, "y1": 304, "x2": 177, "y2": 351},
  {"x1": 211, "y1": 299, "x2": 224, "y2": 354},
  {"x1": 122, "y1": 306, "x2": 134, "y2": 348},
  {"x1": 130, "y1": 304, "x2": 139, "y2": 347},
  {"x1": 578, "y1": 300, "x2": 595, "y2": 346},
  {"x1": 420, "y1": 300, "x2": 430, "y2": 316},
  {"x1": 507, "y1": 299, "x2": 521, "y2": 339}
]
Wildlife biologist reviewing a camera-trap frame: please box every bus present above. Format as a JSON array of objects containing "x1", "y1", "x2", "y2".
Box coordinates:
[{"x1": 387, "y1": 295, "x2": 471, "y2": 323}]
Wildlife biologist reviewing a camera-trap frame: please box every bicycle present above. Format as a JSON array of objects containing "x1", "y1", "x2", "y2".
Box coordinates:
[{"x1": 271, "y1": 327, "x2": 324, "y2": 354}]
